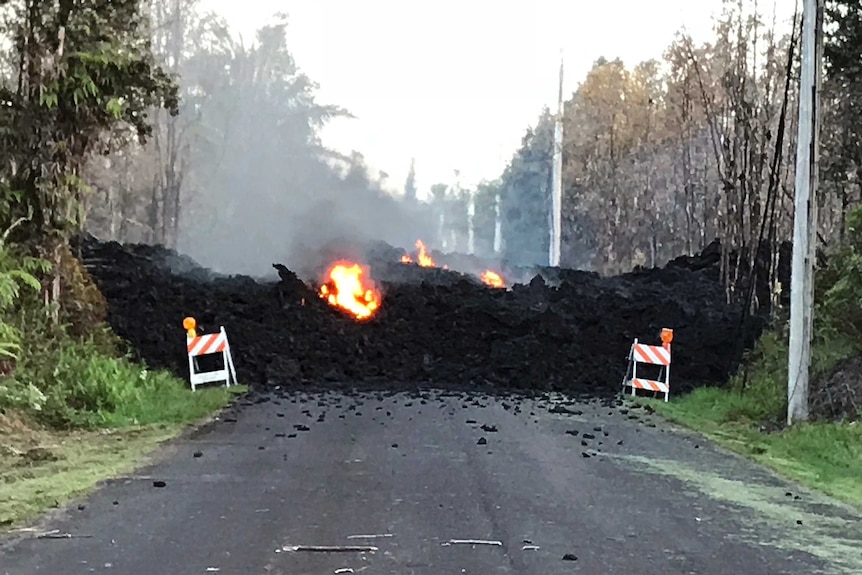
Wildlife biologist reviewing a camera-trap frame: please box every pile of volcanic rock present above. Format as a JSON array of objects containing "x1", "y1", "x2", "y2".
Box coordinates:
[{"x1": 76, "y1": 235, "x2": 766, "y2": 397}]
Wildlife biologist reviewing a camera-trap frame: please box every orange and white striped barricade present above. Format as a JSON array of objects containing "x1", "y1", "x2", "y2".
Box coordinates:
[
  {"x1": 185, "y1": 322, "x2": 237, "y2": 391},
  {"x1": 621, "y1": 328, "x2": 673, "y2": 402}
]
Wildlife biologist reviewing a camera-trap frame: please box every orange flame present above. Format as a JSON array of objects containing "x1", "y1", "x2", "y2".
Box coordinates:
[
  {"x1": 481, "y1": 270, "x2": 505, "y2": 288},
  {"x1": 319, "y1": 261, "x2": 381, "y2": 320},
  {"x1": 400, "y1": 240, "x2": 437, "y2": 267}
]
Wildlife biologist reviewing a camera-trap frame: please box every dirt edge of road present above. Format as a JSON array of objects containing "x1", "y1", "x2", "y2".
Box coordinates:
[
  {"x1": 644, "y1": 394, "x2": 862, "y2": 513},
  {"x1": 0, "y1": 398, "x2": 240, "y2": 537}
]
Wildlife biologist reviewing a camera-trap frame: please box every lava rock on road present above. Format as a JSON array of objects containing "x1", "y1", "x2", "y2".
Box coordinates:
[{"x1": 76, "y1": 236, "x2": 765, "y2": 396}]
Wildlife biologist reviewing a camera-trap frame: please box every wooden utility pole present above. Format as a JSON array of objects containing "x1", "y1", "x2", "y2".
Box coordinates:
[
  {"x1": 549, "y1": 51, "x2": 564, "y2": 267},
  {"x1": 788, "y1": 0, "x2": 822, "y2": 425}
]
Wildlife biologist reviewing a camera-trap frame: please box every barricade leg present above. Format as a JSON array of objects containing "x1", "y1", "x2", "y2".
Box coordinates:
[
  {"x1": 188, "y1": 354, "x2": 197, "y2": 392},
  {"x1": 221, "y1": 349, "x2": 233, "y2": 387},
  {"x1": 664, "y1": 363, "x2": 670, "y2": 402},
  {"x1": 222, "y1": 328, "x2": 237, "y2": 386}
]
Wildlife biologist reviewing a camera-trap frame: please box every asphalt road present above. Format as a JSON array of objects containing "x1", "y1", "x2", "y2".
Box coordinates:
[{"x1": 2, "y1": 388, "x2": 861, "y2": 574}]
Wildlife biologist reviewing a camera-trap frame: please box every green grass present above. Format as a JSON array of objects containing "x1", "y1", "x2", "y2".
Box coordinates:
[
  {"x1": 0, "y1": 308, "x2": 246, "y2": 531},
  {"x1": 97, "y1": 375, "x2": 241, "y2": 427},
  {"x1": 647, "y1": 387, "x2": 862, "y2": 511},
  {"x1": 0, "y1": 306, "x2": 247, "y2": 428},
  {"x1": 0, "y1": 245, "x2": 246, "y2": 531},
  {"x1": 0, "y1": 382, "x2": 244, "y2": 531},
  {"x1": 30, "y1": 342, "x2": 244, "y2": 428},
  {"x1": 0, "y1": 314, "x2": 246, "y2": 530},
  {"x1": 638, "y1": 323, "x2": 862, "y2": 511},
  {"x1": 0, "y1": 420, "x2": 182, "y2": 529}
]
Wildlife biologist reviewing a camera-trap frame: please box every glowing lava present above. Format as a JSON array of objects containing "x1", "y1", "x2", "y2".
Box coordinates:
[
  {"x1": 318, "y1": 261, "x2": 381, "y2": 320},
  {"x1": 481, "y1": 270, "x2": 505, "y2": 288},
  {"x1": 400, "y1": 240, "x2": 438, "y2": 267}
]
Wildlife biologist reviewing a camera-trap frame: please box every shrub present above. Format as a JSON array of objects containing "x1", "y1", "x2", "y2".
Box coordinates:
[
  {"x1": 57, "y1": 243, "x2": 108, "y2": 337},
  {"x1": 0, "y1": 237, "x2": 234, "y2": 429},
  {"x1": 722, "y1": 206, "x2": 862, "y2": 425},
  {"x1": 820, "y1": 206, "x2": 862, "y2": 338}
]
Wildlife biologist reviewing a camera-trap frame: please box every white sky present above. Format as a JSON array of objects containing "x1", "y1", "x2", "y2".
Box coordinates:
[{"x1": 198, "y1": 0, "x2": 796, "y2": 198}]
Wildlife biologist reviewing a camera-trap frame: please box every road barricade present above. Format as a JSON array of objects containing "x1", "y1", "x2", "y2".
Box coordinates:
[
  {"x1": 621, "y1": 328, "x2": 673, "y2": 402},
  {"x1": 183, "y1": 317, "x2": 237, "y2": 391}
]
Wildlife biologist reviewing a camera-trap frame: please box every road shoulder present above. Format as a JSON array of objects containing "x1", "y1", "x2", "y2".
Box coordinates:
[
  {"x1": 641, "y1": 389, "x2": 862, "y2": 511},
  {"x1": 0, "y1": 397, "x2": 240, "y2": 536}
]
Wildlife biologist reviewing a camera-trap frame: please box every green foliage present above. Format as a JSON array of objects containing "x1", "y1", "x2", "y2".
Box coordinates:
[
  {"x1": 473, "y1": 180, "x2": 501, "y2": 255},
  {"x1": 58, "y1": 42, "x2": 179, "y2": 138},
  {"x1": 819, "y1": 206, "x2": 862, "y2": 337},
  {"x1": 56, "y1": 244, "x2": 109, "y2": 336},
  {"x1": 2, "y1": 305, "x2": 235, "y2": 429},
  {"x1": 0, "y1": 244, "x2": 235, "y2": 430},
  {"x1": 498, "y1": 109, "x2": 554, "y2": 266},
  {"x1": 0, "y1": 238, "x2": 50, "y2": 362},
  {"x1": 648, "y1": 388, "x2": 862, "y2": 510},
  {"x1": 0, "y1": 0, "x2": 179, "y2": 240},
  {"x1": 703, "y1": 205, "x2": 862, "y2": 427},
  {"x1": 724, "y1": 326, "x2": 858, "y2": 425},
  {"x1": 646, "y1": 204, "x2": 862, "y2": 509},
  {"x1": 825, "y1": 0, "x2": 862, "y2": 81}
]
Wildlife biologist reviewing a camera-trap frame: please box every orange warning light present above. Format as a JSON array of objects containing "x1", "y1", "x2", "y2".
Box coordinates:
[
  {"x1": 183, "y1": 316, "x2": 197, "y2": 338},
  {"x1": 661, "y1": 328, "x2": 674, "y2": 345}
]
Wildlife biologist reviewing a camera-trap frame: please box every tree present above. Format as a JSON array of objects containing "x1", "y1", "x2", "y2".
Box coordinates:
[
  {"x1": 494, "y1": 0, "x2": 800, "y2": 307},
  {"x1": 498, "y1": 109, "x2": 554, "y2": 266},
  {"x1": 0, "y1": 0, "x2": 178, "y2": 306},
  {"x1": 77, "y1": 8, "x2": 436, "y2": 274},
  {"x1": 473, "y1": 179, "x2": 501, "y2": 257},
  {"x1": 822, "y1": 0, "x2": 862, "y2": 242},
  {"x1": 562, "y1": 57, "x2": 636, "y2": 272}
]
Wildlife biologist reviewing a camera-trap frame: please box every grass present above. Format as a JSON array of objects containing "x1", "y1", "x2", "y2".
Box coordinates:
[
  {"x1": 646, "y1": 386, "x2": 862, "y2": 512},
  {"x1": 0, "y1": 248, "x2": 247, "y2": 531},
  {"x1": 0, "y1": 383, "x2": 244, "y2": 531},
  {"x1": 0, "y1": 413, "x2": 181, "y2": 530},
  {"x1": 637, "y1": 324, "x2": 862, "y2": 512}
]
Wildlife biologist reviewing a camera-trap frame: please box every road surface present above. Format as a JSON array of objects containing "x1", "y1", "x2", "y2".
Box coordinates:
[{"x1": 2, "y1": 388, "x2": 861, "y2": 574}]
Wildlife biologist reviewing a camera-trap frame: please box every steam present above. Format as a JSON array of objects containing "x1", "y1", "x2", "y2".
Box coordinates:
[
  {"x1": 167, "y1": 19, "x2": 437, "y2": 280},
  {"x1": 277, "y1": 191, "x2": 438, "y2": 280},
  {"x1": 93, "y1": 12, "x2": 561, "y2": 282},
  {"x1": 179, "y1": 168, "x2": 438, "y2": 279}
]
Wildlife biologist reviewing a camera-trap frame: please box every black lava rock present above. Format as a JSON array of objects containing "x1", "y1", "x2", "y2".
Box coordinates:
[{"x1": 76, "y1": 235, "x2": 766, "y2": 396}]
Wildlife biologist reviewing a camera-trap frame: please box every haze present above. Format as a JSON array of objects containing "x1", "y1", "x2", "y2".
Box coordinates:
[
  {"x1": 200, "y1": 0, "x2": 790, "y2": 195},
  {"x1": 115, "y1": 0, "x2": 797, "y2": 278}
]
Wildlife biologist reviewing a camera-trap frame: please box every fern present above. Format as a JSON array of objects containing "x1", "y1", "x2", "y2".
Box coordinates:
[{"x1": 0, "y1": 227, "x2": 50, "y2": 360}]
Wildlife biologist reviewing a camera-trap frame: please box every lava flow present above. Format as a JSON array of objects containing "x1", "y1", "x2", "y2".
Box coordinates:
[
  {"x1": 480, "y1": 270, "x2": 505, "y2": 288},
  {"x1": 319, "y1": 260, "x2": 381, "y2": 320},
  {"x1": 400, "y1": 240, "x2": 440, "y2": 267}
]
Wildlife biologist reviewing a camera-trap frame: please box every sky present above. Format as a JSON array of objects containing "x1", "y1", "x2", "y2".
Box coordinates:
[{"x1": 198, "y1": 0, "x2": 796, "y2": 200}]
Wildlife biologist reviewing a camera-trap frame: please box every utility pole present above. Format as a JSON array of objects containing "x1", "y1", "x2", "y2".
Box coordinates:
[
  {"x1": 493, "y1": 193, "x2": 503, "y2": 254},
  {"x1": 549, "y1": 50, "x2": 564, "y2": 267},
  {"x1": 450, "y1": 169, "x2": 461, "y2": 252},
  {"x1": 467, "y1": 192, "x2": 475, "y2": 255},
  {"x1": 788, "y1": 0, "x2": 822, "y2": 425}
]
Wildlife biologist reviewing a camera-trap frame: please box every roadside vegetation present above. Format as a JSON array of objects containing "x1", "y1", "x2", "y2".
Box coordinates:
[
  {"x1": 649, "y1": 208, "x2": 862, "y2": 511},
  {"x1": 0, "y1": 2, "x2": 242, "y2": 531},
  {"x1": 0, "y1": 240, "x2": 241, "y2": 530}
]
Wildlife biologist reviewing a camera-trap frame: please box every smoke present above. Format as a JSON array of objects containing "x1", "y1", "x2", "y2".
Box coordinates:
[
  {"x1": 178, "y1": 158, "x2": 437, "y2": 280},
  {"x1": 495, "y1": 109, "x2": 555, "y2": 270},
  {"x1": 169, "y1": 21, "x2": 437, "y2": 280},
  {"x1": 275, "y1": 187, "x2": 438, "y2": 280}
]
